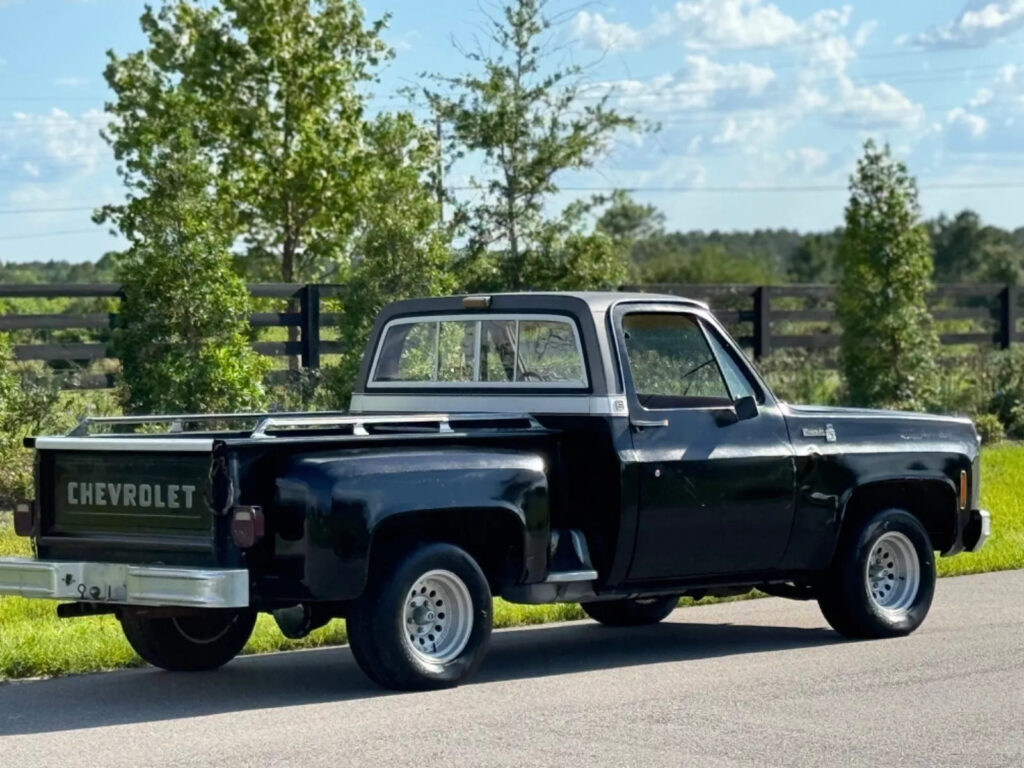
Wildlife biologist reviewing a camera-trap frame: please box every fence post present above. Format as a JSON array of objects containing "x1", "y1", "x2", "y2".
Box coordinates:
[
  {"x1": 1000, "y1": 284, "x2": 1017, "y2": 350},
  {"x1": 753, "y1": 286, "x2": 771, "y2": 359},
  {"x1": 300, "y1": 284, "x2": 321, "y2": 369}
]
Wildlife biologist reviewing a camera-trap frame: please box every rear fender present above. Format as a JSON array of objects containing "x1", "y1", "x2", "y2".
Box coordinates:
[{"x1": 271, "y1": 447, "x2": 549, "y2": 601}]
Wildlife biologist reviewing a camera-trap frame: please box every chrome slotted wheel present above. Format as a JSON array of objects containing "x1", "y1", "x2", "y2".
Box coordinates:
[
  {"x1": 402, "y1": 569, "x2": 474, "y2": 664},
  {"x1": 865, "y1": 531, "x2": 921, "y2": 615}
]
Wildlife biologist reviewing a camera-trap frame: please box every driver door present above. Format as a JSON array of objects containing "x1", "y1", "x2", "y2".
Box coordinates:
[{"x1": 615, "y1": 304, "x2": 796, "y2": 581}]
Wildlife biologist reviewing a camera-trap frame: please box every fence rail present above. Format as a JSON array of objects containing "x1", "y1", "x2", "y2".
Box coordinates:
[
  {"x1": 637, "y1": 283, "x2": 1021, "y2": 359},
  {"x1": 1, "y1": 282, "x2": 1020, "y2": 389}
]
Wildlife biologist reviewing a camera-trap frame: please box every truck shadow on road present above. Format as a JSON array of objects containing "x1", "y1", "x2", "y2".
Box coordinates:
[{"x1": 0, "y1": 619, "x2": 838, "y2": 736}]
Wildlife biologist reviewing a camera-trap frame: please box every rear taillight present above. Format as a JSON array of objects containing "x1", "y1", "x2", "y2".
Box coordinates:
[
  {"x1": 13, "y1": 500, "x2": 35, "y2": 537},
  {"x1": 231, "y1": 506, "x2": 265, "y2": 549}
]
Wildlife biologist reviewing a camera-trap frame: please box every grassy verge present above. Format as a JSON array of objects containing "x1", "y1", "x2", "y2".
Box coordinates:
[{"x1": 3, "y1": 444, "x2": 1022, "y2": 680}]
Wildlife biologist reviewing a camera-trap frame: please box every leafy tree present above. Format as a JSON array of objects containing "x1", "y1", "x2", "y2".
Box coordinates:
[
  {"x1": 111, "y1": 144, "x2": 269, "y2": 414},
  {"x1": 837, "y1": 140, "x2": 939, "y2": 411},
  {"x1": 787, "y1": 232, "x2": 839, "y2": 283},
  {"x1": 327, "y1": 113, "x2": 458, "y2": 404},
  {"x1": 930, "y1": 209, "x2": 1020, "y2": 283},
  {"x1": 99, "y1": 0, "x2": 451, "y2": 399},
  {"x1": 597, "y1": 190, "x2": 665, "y2": 243},
  {"x1": 100, "y1": 0, "x2": 399, "y2": 284},
  {"x1": 425, "y1": 0, "x2": 642, "y2": 290},
  {"x1": 632, "y1": 242, "x2": 775, "y2": 284},
  {"x1": 0, "y1": 336, "x2": 62, "y2": 506}
]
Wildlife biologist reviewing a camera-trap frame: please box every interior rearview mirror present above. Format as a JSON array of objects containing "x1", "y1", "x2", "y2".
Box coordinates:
[{"x1": 734, "y1": 395, "x2": 758, "y2": 421}]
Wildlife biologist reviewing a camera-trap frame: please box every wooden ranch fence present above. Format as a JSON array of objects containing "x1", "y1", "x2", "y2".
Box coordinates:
[
  {"x1": 0, "y1": 282, "x2": 1019, "y2": 389},
  {"x1": 0, "y1": 283, "x2": 345, "y2": 389}
]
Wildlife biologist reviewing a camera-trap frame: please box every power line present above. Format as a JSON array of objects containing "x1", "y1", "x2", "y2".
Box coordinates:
[
  {"x1": 452, "y1": 181, "x2": 1024, "y2": 193},
  {"x1": 0, "y1": 228, "x2": 105, "y2": 242},
  {"x1": 0, "y1": 205, "x2": 97, "y2": 215},
  {"x1": 0, "y1": 60, "x2": 1013, "y2": 117}
]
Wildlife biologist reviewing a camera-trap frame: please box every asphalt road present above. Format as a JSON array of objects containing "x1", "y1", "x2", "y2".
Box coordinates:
[{"x1": 1, "y1": 570, "x2": 1022, "y2": 768}]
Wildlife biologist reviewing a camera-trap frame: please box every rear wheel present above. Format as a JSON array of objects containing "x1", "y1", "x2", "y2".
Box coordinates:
[
  {"x1": 346, "y1": 542, "x2": 493, "y2": 691},
  {"x1": 818, "y1": 508, "x2": 935, "y2": 639},
  {"x1": 120, "y1": 608, "x2": 257, "y2": 671},
  {"x1": 581, "y1": 595, "x2": 679, "y2": 627}
]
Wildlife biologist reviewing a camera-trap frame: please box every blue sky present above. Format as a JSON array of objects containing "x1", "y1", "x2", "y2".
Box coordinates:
[{"x1": 1, "y1": 0, "x2": 1023, "y2": 263}]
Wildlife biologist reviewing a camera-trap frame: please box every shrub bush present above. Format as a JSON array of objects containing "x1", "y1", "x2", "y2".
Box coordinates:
[
  {"x1": 836, "y1": 140, "x2": 940, "y2": 411},
  {"x1": 756, "y1": 350, "x2": 842, "y2": 406},
  {"x1": 0, "y1": 337, "x2": 61, "y2": 507},
  {"x1": 974, "y1": 413, "x2": 1005, "y2": 445}
]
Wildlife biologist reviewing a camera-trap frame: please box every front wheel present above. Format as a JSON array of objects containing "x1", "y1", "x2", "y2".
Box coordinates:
[
  {"x1": 581, "y1": 595, "x2": 679, "y2": 627},
  {"x1": 346, "y1": 542, "x2": 493, "y2": 691},
  {"x1": 120, "y1": 608, "x2": 257, "y2": 671},
  {"x1": 818, "y1": 508, "x2": 935, "y2": 639}
]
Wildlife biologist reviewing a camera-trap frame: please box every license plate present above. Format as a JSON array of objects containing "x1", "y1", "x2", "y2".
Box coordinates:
[{"x1": 53, "y1": 562, "x2": 129, "y2": 602}]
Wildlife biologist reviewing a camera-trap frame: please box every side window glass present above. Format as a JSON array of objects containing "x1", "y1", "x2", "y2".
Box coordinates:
[
  {"x1": 622, "y1": 313, "x2": 731, "y2": 408},
  {"x1": 703, "y1": 325, "x2": 757, "y2": 401}
]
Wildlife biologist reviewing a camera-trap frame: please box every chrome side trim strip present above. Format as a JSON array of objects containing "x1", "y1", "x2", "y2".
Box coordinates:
[
  {"x1": 34, "y1": 437, "x2": 215, "y2": 453},
  {"x1": 0, "y1": 557, "x2": 249, "y2": 608},
  {"x1": 545, "y1": 570, "x2": 599, "y2": 583},
  {"x1": 349, "y1": 393, "x2": 629, "y2": 417}
]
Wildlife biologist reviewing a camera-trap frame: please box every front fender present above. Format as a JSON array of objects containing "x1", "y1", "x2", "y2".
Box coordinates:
[
  {"x1": 272, "y1": 447, "x2": 549, "y2": 601},
  {"x1": 784, "y1": 452, "x2": 966, "y2": 570}
]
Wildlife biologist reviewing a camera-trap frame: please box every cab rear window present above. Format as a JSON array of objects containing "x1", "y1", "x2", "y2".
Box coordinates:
[{"x1": 370, "y1": 315, "x2": 587, "y2": 388}]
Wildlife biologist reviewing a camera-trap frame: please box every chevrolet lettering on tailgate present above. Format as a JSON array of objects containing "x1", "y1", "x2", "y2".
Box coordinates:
[{"x1": 66, "y1": 481, "x2": 198, "y2": 510}]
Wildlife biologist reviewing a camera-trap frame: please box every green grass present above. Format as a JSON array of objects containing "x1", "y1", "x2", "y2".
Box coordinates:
[
  {"x1": 2, "y1": 444, "x2": 1022, "y2": 681},
  {"x1": 937, "y1": 442, "x2": 1024, "y2": 577}
]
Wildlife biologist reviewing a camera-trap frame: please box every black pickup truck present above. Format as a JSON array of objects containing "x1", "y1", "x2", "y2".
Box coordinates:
[{"x1": 0, "y1": 292, "x2": 991, "y2": 690}]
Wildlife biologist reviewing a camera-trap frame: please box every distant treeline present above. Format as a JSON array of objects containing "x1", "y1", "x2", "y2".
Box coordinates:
[
  {"x1": 594, "y1": 196, "x2": 1024, "y2": 286},
  {"x1": 3, "y1": 207, "x2": 1022, "y2": 288}
]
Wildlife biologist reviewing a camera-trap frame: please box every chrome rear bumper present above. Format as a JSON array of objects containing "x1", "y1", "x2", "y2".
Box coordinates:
[{"x1": 0, "y1": 557, "x2": 249, "y2": 608}]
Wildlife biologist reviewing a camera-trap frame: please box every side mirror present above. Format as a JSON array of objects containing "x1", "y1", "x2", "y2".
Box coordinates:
[{"x1": 734, "y1": 395, "x2": 758, "y2": 421}]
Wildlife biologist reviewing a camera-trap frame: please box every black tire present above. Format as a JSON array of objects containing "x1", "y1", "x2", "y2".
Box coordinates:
[
  {"x1": 581, "y1": 595, "x2": 679, "y2": 627},
  {"x1": 346, "y1": 542, "x2": 493, "y2": 691},
  {"x1": 120, "y1": 608, "x2": 257, "y2": 672},
  {"x1": 818, "y1": 508, "x2": 935, "y2": 639}
]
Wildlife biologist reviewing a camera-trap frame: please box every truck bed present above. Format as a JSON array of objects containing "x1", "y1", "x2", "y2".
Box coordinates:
[{"x1": 27, "y1": 411, "x2": 551, "y2": 568}]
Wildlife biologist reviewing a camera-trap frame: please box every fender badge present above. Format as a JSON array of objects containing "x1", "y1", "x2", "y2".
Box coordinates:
[{"x1": 802, "y1": 424, "x2": 837, "y2": 442}]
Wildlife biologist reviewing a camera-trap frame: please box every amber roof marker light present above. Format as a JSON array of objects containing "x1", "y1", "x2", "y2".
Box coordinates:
[{"x1": 462, "y1": 295, "x2": 491, "y2": 309}]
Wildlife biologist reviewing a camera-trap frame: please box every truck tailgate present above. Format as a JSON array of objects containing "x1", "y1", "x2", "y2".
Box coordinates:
[{"x1": 34, "y1": 437, "x2": 219, "y2": 566}]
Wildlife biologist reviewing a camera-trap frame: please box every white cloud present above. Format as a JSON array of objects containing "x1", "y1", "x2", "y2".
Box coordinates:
[
  {"x1": 654, "y1": 0, "x2": 851, "y2": 50},
  {"x1": 970, "y1": 87, "x2": 995, "y2": 106},
  {"x1": 913, "y1": 1, "x2": 1024, "y2": 49},
  {"x1": 0, "y1": 108, "x2": 108, "y2": 180},
  {"x1": 785, "y1": 147, "x2": 830, "y2": 174},
  {"x1": 711, "y1": 114, "x2": 779, "y2": 149},
  {"x1": 853, "y1": 20, "x2": 878, "y2": 47},
  {"x1": 805, "y1": 34, "x2": 856, "y2": 77},
  {"x1": 55, "y1": 76, "x2": 88, "y2": 87},
  {"x1": 607, "y1": 56, "x2": 777, "y2": 113},
  {"x1": 571, "y1": 11, "x2": 643, "y2": 52},
  {"x1": 947, "y1": 107, "x2": 989, "y2": 138},
  {"x1": 828, "y1": 77, "x2": 924, "y2": 128},
  {"x1": 571, "y1": 1, "x2": 853, "y2": 53}
]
